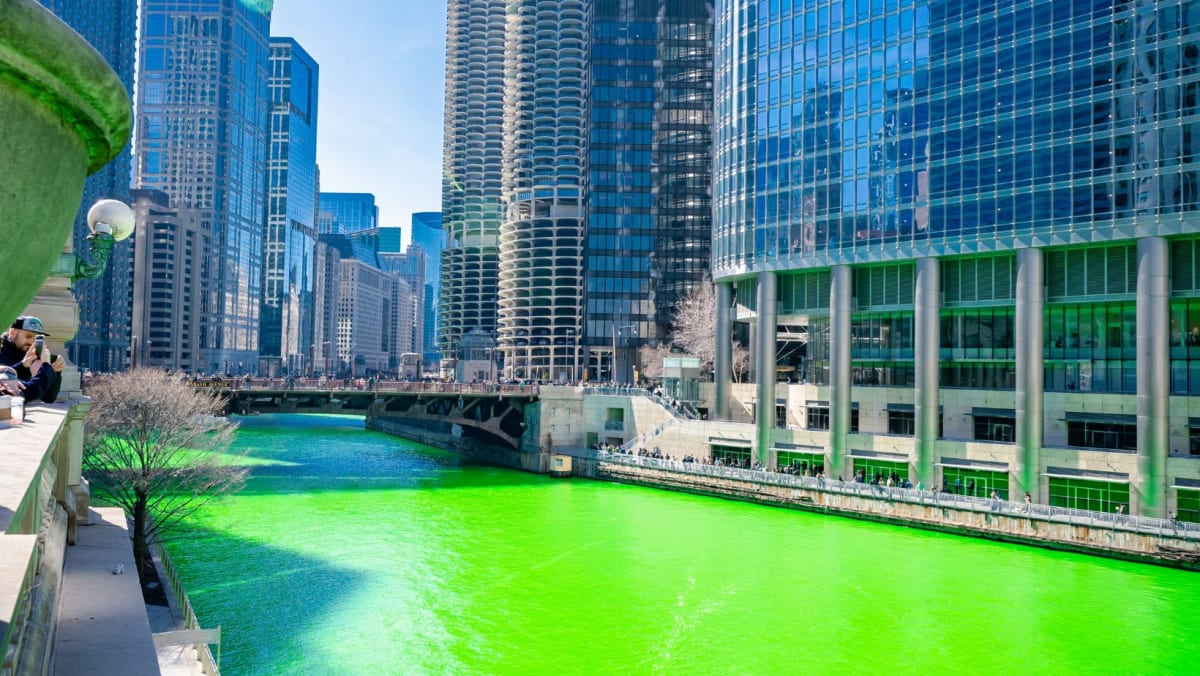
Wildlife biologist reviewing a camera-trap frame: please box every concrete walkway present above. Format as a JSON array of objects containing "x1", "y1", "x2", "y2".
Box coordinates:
[{"x1": 53, "y1": 508, "x2": 159, "y2": 676}]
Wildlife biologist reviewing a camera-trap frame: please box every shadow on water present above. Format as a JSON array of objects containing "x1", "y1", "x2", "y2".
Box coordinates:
[
  {"x1": 167, "y1": 524, "x2": 365, "y2": 674},
  {"x1": 225, "y1": 413, "x2": 553, "y2": 495}
]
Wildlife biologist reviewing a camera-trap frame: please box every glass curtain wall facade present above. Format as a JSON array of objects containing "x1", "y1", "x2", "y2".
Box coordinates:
[
  {"x1": 261, "y1": 38, "x2": 319, "y2": 377},
  {"x1": 317, "y1": 193, "x2": 379, "y2": 235},
  {"x1": 713, "y1": 0, "x2": 1200, "y2": 518},
  {"x1": 441, "y1": 0, "x2": 507, "y2": 360},
  {"x1": 136, "y1": 0, "x2": 272, "y2": 375},
  {"x1": 39, "y1": 0, "x2": 138, "y2": 373},
  {"x1": 586, "y1": 0, "x2": 715, "y2": 382},
  {"x1": 496, "y1": 0, "x2": 588, "y2": 382},
  {"x1": 411, "y1": 212, "x2": 446, "y2": 364}
]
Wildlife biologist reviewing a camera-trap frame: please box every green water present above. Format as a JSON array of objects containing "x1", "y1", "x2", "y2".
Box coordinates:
[{"x1": 169, "y1": 415, "x2": 1200, "y2": 675}]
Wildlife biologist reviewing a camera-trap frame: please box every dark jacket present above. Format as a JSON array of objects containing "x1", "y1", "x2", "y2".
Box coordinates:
[{"x1": 0, "y1": 335, "x2": 61, "y2": 403}]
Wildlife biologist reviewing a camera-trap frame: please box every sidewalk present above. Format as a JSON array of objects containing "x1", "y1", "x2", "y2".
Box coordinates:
[{"x1": 53, "y1": 508, "x2": 159, "y2": 676}]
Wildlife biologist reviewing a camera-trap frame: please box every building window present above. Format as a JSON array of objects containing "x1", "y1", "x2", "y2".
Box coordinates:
[
  {"x1": 888, "y1": 410, "x2": 914, "y2": 435},
  {"x1": 1048, "y1": 478, "x2": 1129, "y2": 514},
  {"x1": 1066, "y1": 420, "x2": 1136, "y2": 450},
  {"x1": 941, "y1": 468, "x2": 1009, "y2": 499},
  {"x1": 1190, "y1": 426, "x2": 1200, "y2": 455},
  {"x1": 808, "y1": 407, "x2": 830, "y2": 430},
  {"x1": 852, "y1": 458, "x2": 909, "y2": 486},
  {"x1": 777, "y1": 451, "x2": 823, "y2": 475},
  {"x1": 710, "y1": 444, "x2": 750, "y2": 467},
  {"x1": 1178, "y1": 489, "x2": 1200, "y2": 523},
  {"x1": 974, "y1": 415, "x2": 1015, "y2": 442}
]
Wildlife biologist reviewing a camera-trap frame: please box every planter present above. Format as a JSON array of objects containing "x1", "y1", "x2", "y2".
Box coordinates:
[{"x1": 0, "y1": 0, "x2": 132, "y2": 325}]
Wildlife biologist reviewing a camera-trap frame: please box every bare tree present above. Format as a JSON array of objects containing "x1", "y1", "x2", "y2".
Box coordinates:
[
  {"x1": 669, "y1": 281, "x2": 751, "y2": 382},
  {"x1": 636, "y1": 343, "x2": 671, "y2": 382},
  {"x1": 83, "y1": 369, "x2": 248, "y2": 581}
]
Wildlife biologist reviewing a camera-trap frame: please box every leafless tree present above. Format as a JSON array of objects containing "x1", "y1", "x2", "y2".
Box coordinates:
[
  {"x1": 83, "y1": 369, "x2": 248, "y2": 581},
  {"x1": 670, "y1": 282, "x2": 751, "y2": 382},
  {"x1": 636, "y1": 343, "x2": 672, "y2": 382}
]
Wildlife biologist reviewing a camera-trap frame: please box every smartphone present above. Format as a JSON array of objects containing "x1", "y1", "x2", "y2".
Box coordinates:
[{"x1": 33, "y1": 335, "x2": 44, "y2": 359}]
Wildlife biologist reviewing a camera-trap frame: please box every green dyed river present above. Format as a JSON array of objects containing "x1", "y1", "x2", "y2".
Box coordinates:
[{"x1": 169, "y1": 414, "x2": 1200, "y2": 674}]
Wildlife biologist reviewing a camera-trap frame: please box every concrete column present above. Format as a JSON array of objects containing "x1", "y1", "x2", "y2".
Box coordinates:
[
  {"x1": 755, "y1": 271, "x2": 778, "y2": 468},
  {"x1": 1137, "y1": 237, "x2": 1169, "y2": 517},
  {"x1": 715, "y1": 281, "x2": 733, "y2": 420},
  {"x1": 914, "y1": 257, "x2": 940, "y2": 488},
  {"x1": 829, "y1": 265, "x2": 852, "y2": 481},
  {"x1": 1015, "y1": 248, "x2": 1044, "y2": 500}
]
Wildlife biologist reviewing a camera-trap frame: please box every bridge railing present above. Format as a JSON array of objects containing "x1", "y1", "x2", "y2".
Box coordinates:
[
  {"x1": 596, "y1": 451, "x2": 1200, "y2": 541},
  {"x1": 189, "y1": 378, "x2": 539, "y2": 397}
]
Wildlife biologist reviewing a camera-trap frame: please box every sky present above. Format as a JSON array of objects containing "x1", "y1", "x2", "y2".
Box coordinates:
[{"x1": 270, "y1": 1, "x2": 447, "y2": 244}]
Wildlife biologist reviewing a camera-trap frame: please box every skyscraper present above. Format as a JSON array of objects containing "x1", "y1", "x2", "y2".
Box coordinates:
[
  {"x1": 38, "y1": 0, "x2": 137, "y2": 372},
  {"x1": 135, "y1": 0, "x2": 272, "y2": 375},
  {"x1": 712, "y1": 0, "x2": 1200, "y2": 519},
  {"x1": 440, "y1": 0, "x2": 506, "y2": 361},
  {"x1": 410, "y1": 211, "x2": 445, "y2": 364},
  {"x1": 318, "y1": 193, "x2": 379, "y2": 235},
  {"x1": 496, "y1": 0, "x2": 588, "y2": 381},
  {"x1": 585, "y1": 0, "x2": 715, "y2": 381},
  {"x1": 261, "y1": 37, "x2": 319, "y2": 377}
]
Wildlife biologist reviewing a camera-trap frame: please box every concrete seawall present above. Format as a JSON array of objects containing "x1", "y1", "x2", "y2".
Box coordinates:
[
  {"x1": 577, "y1": 457, "x2": 1200, "y2": 570},
  {"x1": 367, "y1": 415, "x2": 550, "y2": 473}
]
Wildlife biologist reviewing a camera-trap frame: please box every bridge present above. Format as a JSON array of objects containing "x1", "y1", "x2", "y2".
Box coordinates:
[{"x1": 192, "y1": 379, "x2": 540, "y2": 449}]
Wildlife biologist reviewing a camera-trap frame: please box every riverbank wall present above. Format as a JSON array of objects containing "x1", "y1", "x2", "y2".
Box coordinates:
[
  {"x1": 575, "y1": 455, "x2": 1200, "y2": 570},
  {"x1": 367, "y1": 415, "x2": 550, "y2": 473}
]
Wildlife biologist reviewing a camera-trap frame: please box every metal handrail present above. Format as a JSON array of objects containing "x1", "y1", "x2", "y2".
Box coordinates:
[
  {"x1": 596, "y1": 451, "x2": 1200, "y2": 541},
  {"x1": 152, "y1": 539, "x2": 220, "y2": 675}
]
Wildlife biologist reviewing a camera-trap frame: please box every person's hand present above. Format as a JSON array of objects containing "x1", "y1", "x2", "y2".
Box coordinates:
[
  {"x1": 49, "y1": 354, "x2": 65, "y2": 373},
  {"x1": 21, "y1": 346, "x2": 37, "y2": 369},
  {"x1": 0, "y1": 380, "x2": 24, "y2": 396}
]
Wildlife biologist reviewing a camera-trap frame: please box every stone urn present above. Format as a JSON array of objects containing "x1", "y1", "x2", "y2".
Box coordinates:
[{"x1": 0, "y1": 0, "x2": 132, "y2": 326}]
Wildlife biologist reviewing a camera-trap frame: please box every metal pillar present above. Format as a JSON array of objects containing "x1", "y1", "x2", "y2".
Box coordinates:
[
  {"x1": 829, "y1": 265, "x2": 852, "y2": 481},
  {"x1": 1015, "y1": 247, "x2": 1044, "y2": 500},
  {"x1": 914, "y1": 257, "x2": 940, "y2": 488},
  {"x1": 715, "y1": 281, "x2": 733, "y2": 419},
  {"x1": 755, "y1": 271, "x2": 778, "y2": 468},
  {"x1": 1137, "y1": 237, "x2": 1169, "y2": 517}
]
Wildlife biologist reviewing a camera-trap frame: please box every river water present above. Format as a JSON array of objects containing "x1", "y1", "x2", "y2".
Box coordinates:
[{"x1": 168, "y1": 414, "x2": 1200, "y2": 674}]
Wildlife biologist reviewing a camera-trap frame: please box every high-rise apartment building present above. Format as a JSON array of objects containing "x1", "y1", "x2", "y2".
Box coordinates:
[
  {"x1": 410, "y1": 212, "x2": 445, "y2": 364},
  {"x1": 135, "y1": 0, "x2": 272, "y2": 375},
  {"x1": 38, "y1": 0, "x2": 137, "y2": 372},
  {"x1": 712, "y1": 0, "x2": 1200, "y2": 520},
  {"x1": 585, "y1": 0, "x2": 715, "y2": 381},
  {"x1": 496, "y1": 0, "x2": 588, "y2": 382},
  {"x1": 262, "y1": 37, "x2": 320, "y2": 377},
  {"x1": 318, "y1": 193, "x2": 379, "y2": 234},
  {"x1": 128, "y1": 190, "x2": 205, "y2": 372},
  {"x1": 440, "y1": 0, "x2": 506, "y2": 360}
]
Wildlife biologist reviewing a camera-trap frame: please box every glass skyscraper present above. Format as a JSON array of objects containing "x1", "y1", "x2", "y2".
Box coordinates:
[
  {"x1": 586, "y1": 0, "x2": 715, "y2": 381},
  {"x1": 261, "y1": 37, "x2": 319, "y2": 376},
  {"x1": 38, "y1": 0, "x2": 137, "y2": 372},
  {"x1": 135, "y1": 0, "x2": 272, "y2": 375},
  {"x1": 411, "y1": 212, "x2": 445, "y2": 364},
  {"x1": 317, "y1": 192, "x2": 379, "y2": 235},
  {"x1": 712, "y1": 0, "x2": 1200, "y2": 519},
  {"x1": 441, "y1": 0, "x2": 506, "y2": 361}
]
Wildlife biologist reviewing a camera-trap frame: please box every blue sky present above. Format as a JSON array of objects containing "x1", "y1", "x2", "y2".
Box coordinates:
[{"x1": 271, "y1": 1, "x2": 446, "y2": 243}]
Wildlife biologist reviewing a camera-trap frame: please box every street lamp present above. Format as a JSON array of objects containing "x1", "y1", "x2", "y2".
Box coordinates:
[
  {"x1": 612, "y1": 322, "x2": 638, "y2": 384},
  {"x1": 49, "y1": 199, "x2": 135, "y2": 283}
]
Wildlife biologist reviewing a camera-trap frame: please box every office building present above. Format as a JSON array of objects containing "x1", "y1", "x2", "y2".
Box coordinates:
[
  {"x1": 441, "y1": 0, "x2": 506, "y2": 360},
  {"x1": 496, "y1": 0, "x2": 587, "y2": 382},
  {"x1": 261, "y1": 37, "x2": 319, "y2": 376},
  {"x1": 711, "y1": 0, "x2": 1200, "y2": 519},
  {"x1": 128, "y1": 190, "x2": 205, "y2": 372},
  {"x1": 410, "y1": 212, "x2": 446, "y2": 364},
  {"x1": 318, "y1": 193, "x2": 379, "y2": 235},
  {"x1": 135, "y1": 0, "x2": 272, "y2": 375},
  {"x1": 585, "y1": 0, "x2": 715, "y2": 382},
  {"x1": 38, "y1": 0, "x2": 137, "y2": 372}
]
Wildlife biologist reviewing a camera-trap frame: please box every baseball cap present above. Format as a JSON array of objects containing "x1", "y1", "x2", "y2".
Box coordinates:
[{"x1": 10, "y1": 316, "x2": 50, "y2": 336}]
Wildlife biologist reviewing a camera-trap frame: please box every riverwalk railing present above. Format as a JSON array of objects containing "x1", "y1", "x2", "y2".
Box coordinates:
[
  {"x1": 582, "y1": 386, "x2": 699, "y2": 420},
  {"x1": 152, "y1": 538, "x2": 221, "y2": 675},
  {"x1": 181, "y1": 377, "x2": 540, "y2": 397},
  {"x1": 596, "y1": 451, "x2": 1200, "y2": 541}
]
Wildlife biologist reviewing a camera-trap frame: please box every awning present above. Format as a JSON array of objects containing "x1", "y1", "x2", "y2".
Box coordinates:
[
  {"x1": 772, "y1": 443, "x2": 824, "y2": 452},
  {"x1": 1175, "y1": 478, "x2": 1200, "y2": 489},
  {"x1": 935, "y1": 457, "x2": 1009, "y2": 470},
  {"x1": 709, "y1": 437, "x2": 752, "y2": 448},
  {"x1": 1063, "y1": 411, "x2": 1136, "y2": 425},
  {"x1": 971, "y1": 407, "x2": 1015, "y2": 418},
  {"x1": 1042, "y1": 467, "x2": 1129, "y2": 484},
  {"x1": 1188, "y1": 418, "x2": 1200, "y2": 428},
  {"x1": 849, "y1": 449, "x2": 909, "y2": 461},
  {"x1": 887, "y1": 403, "x2": 914, "y2": 412},
  {"x1": 805, "y1": 401, "x2": 860, "y2": 409}
]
